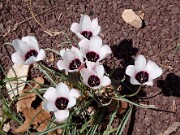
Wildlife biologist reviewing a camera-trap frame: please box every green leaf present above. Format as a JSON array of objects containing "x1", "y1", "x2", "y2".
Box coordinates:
[
  {"x1": 113, "y1": 97, "x2": 157, "y2": 109},
  {"x1": 86, "y1": 108, "x2": 106, "y2": 135},
  {"x1": 103, "y1": 101, "x2": 119, "y2": 135},
  {"x1": 115, "y1": 106, "x2": 133, "y2": 135}
]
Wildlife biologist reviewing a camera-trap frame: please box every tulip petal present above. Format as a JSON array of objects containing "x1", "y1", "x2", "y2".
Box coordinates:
[
  {"x1": 71, "y1": 46, "x2": 83, "y2": 62},
  {"x1": 86, "y1": 61, "x2": 98, "y2": 70},
  {"x1": 145, "y1": 60, "x2": 163, "y2": 80},
  {"x1": 144, "y1": 81, "x2": 153, "y2": 86},
  {"x1": 78, "y1": 38, "x2": 89, "y2": 48},
  {"x1": 78, "y1": 39, "x2": 89, "y2": 56},
  {"x1": 76, "y1": 33, "x2": 85, "y2": 40},
  {"x1": 92, "y1": 25, "x2": 101, "y2": 36},
  {"x1": 42, "y1": 100, "x2": 58, "y2": 112},
  {"x1": 80, "y1": 68, "x2": 91, "y2": 83},
  {"x1": 92, "y1": 86, "x2": 100, "y2": 90},
  {"x1": 22, "y1": 36, "x2": 39, "y2": 51},
  {"x1": 57, "y1": 60, "x2": 68, "y2": 70},
  {"x1": 69, "y1": 89, "x2": 81, "y2": 98},
  {"x1": 130, "y1": 77, "x2": 141, "y2": 85},
  {"x1": 36, "y1": 49, "x2": 46, "y2": 61},
  {"x1": 101, "y1": 76, "x2": 111, "y2": 86},
  {"x1": 70, "y1": 23, "x2": 81, "y2": 33},
  {"x1": 95, "y1": 65, "x2": 105, "y2": 78},
  {"x1": 135, "y1": 55, "x2": 147, "y2": 72},
  {"x1": 12, "y1": 39, "x2": 30, "y2": 55},
  {"x1": 81, "y1": 15, "x2": 91, "y2": 31},
  {"x1": 56, "y1": 83, "x2": 69, "y2": 98},
  {"x1": 54, "y1": 110, "x2": 69, "y2": 122},
  {"x1": 99, "y1": 45, "x2": 112, "y2": 61},
  {"x1": 89, "y1": 36, "x2": 102, "y2": 51},
  {"x1": 125, "y1": 65, "x2": 136, "y2": 77},
  {"x1": 24, "y1": 56, "x2": 36, "y2": 65},
  {"x1": 11, "y1": 52, "x2": 24, "y2": 64},
  {"x1": 91, "y1": 18, "x2": 98, "y2": 29},
  {"x1": 62, "y1": 50, "x2": 75, "y2": 64},
  {"x1": 67, "y1": 97, "x2": 76, "y2": 109},
  {"x1": 43, "y1": 87, "x2": 57, "y2": 102}
]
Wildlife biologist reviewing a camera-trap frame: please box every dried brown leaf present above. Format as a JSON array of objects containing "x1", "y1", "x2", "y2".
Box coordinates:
[
  {"x1": 171, "y1": 100, "x2": 177, "y2": 112},
  {"x1": 50, "y1": 52, "x2": 55, "y2": 62},
  {"x1": 16, "y1": 77, "x2": 44, "y2": 112},
  {"x1": 119, "y1": 101, "x2": 129, "y2": 114},
  {"x1": 137, "y1": 10, "x2": 145, "y2": 19},
  {"x1": 14, "y1": 104, "x2": 51, "y2": 133},
  {"x1": 14, "y1": 77, "x2": 50, "y2": 133}
]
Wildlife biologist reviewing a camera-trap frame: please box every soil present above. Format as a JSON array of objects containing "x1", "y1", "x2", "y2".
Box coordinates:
[{"x1": 0, "y1": 0, "x2": 180, "y2": 135}]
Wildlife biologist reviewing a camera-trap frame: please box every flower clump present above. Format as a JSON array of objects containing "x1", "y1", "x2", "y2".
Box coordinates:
[{"x1": 10, "y1": 14, "x2": 163, "y2": 124}]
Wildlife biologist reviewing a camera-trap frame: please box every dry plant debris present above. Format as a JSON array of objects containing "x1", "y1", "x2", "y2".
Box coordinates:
[
  {"x1": 50, "y1": 52, "x2": 55, "y2": 62},
  {"x1": 13, "y1": 77, "x2": 51, "y2": 134},
  {"x1": 122, "y1": 9, "x2": 143, "y2": 28},
  {"x1": 137, "y1": 10, "x2": 145, "y2": 19},
  {"x1": 16, "y1": 77, "x2": 44, "y2": 112},
  {"x1": 119, "y1": 101, "x2": 129, "y2": 114},
  {"x1": 2, "y1": 123, "x2": 10, "y2": 132},
  {"x1": 6, "y1": 64, "x2": 30, "y2": 100},
  {"x1": 159, "y1": 122, "x2": 180, "y2": 135}
]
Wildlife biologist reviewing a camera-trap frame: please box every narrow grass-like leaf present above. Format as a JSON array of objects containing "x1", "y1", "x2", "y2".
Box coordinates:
[
  {"x1": 80, "y1": 117, "x2": 93, "y2": 134},
  {"x1": 86, "y1": 108, "x2": 106, "y2": 135},
  {"x1": 113, "y1": 97, "x2": 157, "y2": 109},
  {"x1": 103, "y1": 101, "x2": 119, "y2": 135},
  {"x1": 1, "y1": 97, "x2": 22, "y2": 124},
  {"x1": 0, "y1": 129, "x2": 7, "y2": 135},
  {"x1": 36, "y1": 124, "x2": 69, "y2": 135},
  {"x1": 115, "y1": 106, "x2": 133, "y2": 135},
  {"x1": 72, "y1": 126, "x2": 77, "y2": 135},
  {"x1": 37, "y1": 64, "x2": 56, "y2": 87},
  {"x1": 46, "y1": 116, "x2": 56, "y2": 129}
]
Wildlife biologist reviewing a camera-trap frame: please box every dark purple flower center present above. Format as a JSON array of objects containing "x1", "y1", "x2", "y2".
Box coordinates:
[
  {"x1": 86, "y1": 51, "x2": 100, "y2": 62},
  {"x1": 81, "y1": 31, "x2": 93, "y2": 40},
  {"x1": 55, "y1": 97, "x2": 69, "y2": 110},
  {"x1": 88, "y1": 75, "x2": 100, "y2": 87},
  {"x1": 69, "y1": 59, "x2": 81, "y2": 70},
  {"x1": 135, "y1": 71, "x2": 149, "y2": 83},
  {"x1": 25, "y1": 49, "x2": 38, "y2": 61}
]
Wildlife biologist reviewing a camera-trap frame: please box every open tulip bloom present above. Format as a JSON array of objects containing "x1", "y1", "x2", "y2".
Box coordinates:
[
  {"x1": 57, "y1": 46, "x2": 84, "y2": 73},
  {"x1": 11, "y1": 36, "x2": 46, "y2": 65},
  {"x1": 126, "y1": 55, "x2": 163, "y2": 86},
  {"x1": 70, "y1": 14, "x2": 101, "y2": 40},
  {"x1": 78, "y1": 36, "x2": 112, "y2": 63},
  {"x1": 80, "y1": 61, "x2": 111, "y2": 89},
  {"x1": 42, "y1": 82, "x2": 80, "y2": 122}
]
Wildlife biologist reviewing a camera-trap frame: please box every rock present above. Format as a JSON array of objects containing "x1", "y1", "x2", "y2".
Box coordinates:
[{"x1": 122, "y1": 9, "x2": 143, "y2": 28}]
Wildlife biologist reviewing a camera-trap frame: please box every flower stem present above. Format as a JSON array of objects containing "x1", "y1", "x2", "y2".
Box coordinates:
[
  {"x1": 125, "y1": 85, "x2": 142, "y2": 97},
  {"x1": 36, "y1": 63, "x2": 56, "y2": 87}
]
